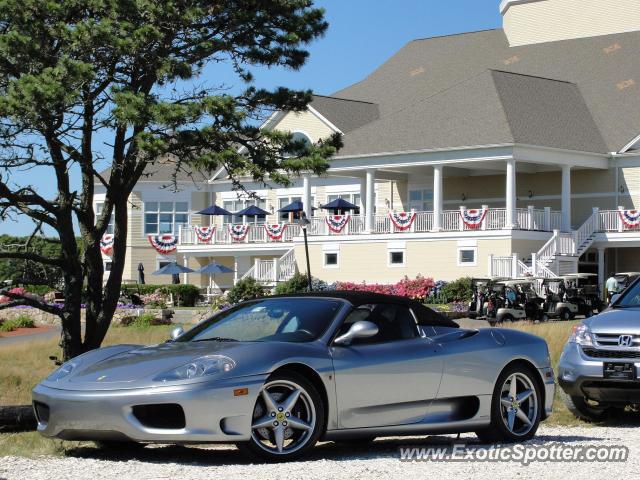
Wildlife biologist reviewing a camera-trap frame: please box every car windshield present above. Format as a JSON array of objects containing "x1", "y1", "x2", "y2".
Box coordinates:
[
  {"x1": 614, "y1": 280, "x2": 640, "y2": 308},
  {"x1": 177, "y1": 298, "x2": 343, "y2": 343}
]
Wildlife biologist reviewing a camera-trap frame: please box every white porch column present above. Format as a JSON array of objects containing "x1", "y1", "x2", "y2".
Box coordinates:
[
  {"x1": 506, "y1": 159, "x2": 517, "y2": 229},
  {"x1": 302, "y1": 174, "x2": 312, "y2": 220},
  {"x1": 561, "y1": 165, "x2": 572, "y2": 232},
  {"x1": 365, "y1": 168, "x2": 375, "y2": 232},
  {"x1": 432, "y1": 165, "x2": 443, "y2": 231},
  {"x1": 183, "y1": 255, "x2": 190, "y2": 284},
  {"x1": 359, "y1": 176, "x2": 367, "y2": 214},
  {"x1": 597, "y1": 247, "x2": 605, "y2": 300}
]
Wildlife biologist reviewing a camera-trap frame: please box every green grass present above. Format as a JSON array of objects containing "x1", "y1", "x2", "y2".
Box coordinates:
[{"x1": 0, "y1": 315, "x2": 36, "y2": 332}]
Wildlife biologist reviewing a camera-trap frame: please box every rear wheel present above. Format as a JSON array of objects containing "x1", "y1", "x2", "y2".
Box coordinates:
[
  {"x1": 475, "y1": 364, "x2": 541, "y2": 443},
  {"x1": 560, "y1": 309, "x2": 571, "y2": 321},
  {"x1": 501, "y1": 314, "x2": 514, "y2": 323},
  {"x1": 236, "y1": 371, "x2": 324, "y2": 462},
  {"x1": 559, "y1": 389, "x2": 609, "y2": 422}
]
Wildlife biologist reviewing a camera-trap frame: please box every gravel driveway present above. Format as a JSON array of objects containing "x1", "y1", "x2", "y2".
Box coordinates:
[{"x1": 1, "y1": 425, "x2": 636, "y2": 480}]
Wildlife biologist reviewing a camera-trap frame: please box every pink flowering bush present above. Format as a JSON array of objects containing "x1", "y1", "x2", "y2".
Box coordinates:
[
  {"x1": 0, "y1": 287, "x2": 27, "y2": 303},
  {"x1": 334, "y1": 275, "x2": 435, "y2": 302},
  {"x1": 140, "y1": 289, "x2": 168, "y2": 309}
]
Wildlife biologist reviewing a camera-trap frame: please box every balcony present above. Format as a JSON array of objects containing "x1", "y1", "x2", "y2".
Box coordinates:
[{"x1": 178, "y1": 207, "x2": 563, "y2": 246}]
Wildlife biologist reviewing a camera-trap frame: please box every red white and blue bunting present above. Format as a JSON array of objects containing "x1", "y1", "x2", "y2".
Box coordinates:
[
  {"x1": 619, "y1": 209, "x2": 640, "y2": 228},
  {"x1": 325, "y1": 215, "x2": 350, "y2": 233},
  {"x1": 265, "y1": 223, "x2": 287, "y2": 241},
  {"x1": 460, "y1": 208, "x2": 488, "y2": 229},
  {"x1": 389, "y1": 211, "x2": 416, "y2": 231},
  {"x1": 148, "y1": 234, "x2": 179, "y2": 254},
  {"x1": 229, "y1": 224, "x2": 250, "y2": 241},
  {"x1": 194, "y1": 226, "x2": 215, "y2": 242},
  {"x1": 100, "y1": 234, "x2": 114, "y2": 256}
]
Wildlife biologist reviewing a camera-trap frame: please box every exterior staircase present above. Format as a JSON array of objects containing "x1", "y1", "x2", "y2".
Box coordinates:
[
  {"x1": 490, "y1": 207, "x2": 602, "y2": 279},
  {"x1": 241, "y1": 248, "x2": 298, "y2": 286}
]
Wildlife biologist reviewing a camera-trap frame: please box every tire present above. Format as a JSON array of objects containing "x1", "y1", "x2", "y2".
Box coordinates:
[
  {"x1": 541, "y1": 314, "x2": 550, "y2": 322},
  {"x1": 501, "y1": 314, "x2": 515, "y2": 323},
  {"x1": 475, "y1": 364, "x2": 542, "y2": 443},
  {"x1": 559, "y1": 388, "x2": 609, "y2": 422},
  {"x1": 560, "y1": 309, "x2": 571, "y2": 321},
  {"x1": 236, "y1": 371, "x2": 325, "y2": 462}
]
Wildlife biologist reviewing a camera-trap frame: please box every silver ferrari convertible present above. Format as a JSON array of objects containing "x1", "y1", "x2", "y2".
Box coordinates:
[{"x1": 33, "y1": 292, "x2": 555, "y2": 461}]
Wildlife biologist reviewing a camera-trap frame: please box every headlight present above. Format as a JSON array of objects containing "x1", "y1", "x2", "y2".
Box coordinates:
[
  {"x1": 46, "y1": 359, "x2": 80, "y2": 382},
  {"x1": 153, "y1": 355, "x2": 235, "y2": 382},
  {"x1": 569, "y1": 324, "x2": 594, "y2": 346}
]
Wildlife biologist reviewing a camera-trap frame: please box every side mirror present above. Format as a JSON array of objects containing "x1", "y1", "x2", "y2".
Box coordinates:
[
  {"x1": 334, "y1": 320, "x2": 378, "y2": 346},
  {"x1": 170, "y1": 326, "x2": 184, "y2": 341},
  {"x1": 610, "y1": 293, "x2": 621, "y2": 306}
]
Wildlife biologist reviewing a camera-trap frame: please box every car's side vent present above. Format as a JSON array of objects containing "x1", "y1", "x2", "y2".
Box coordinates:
[
  {"x1": 132, "y1": 404, "x2": 186, "y2": 430},
  {"x1": 33, "y1": 401, "x2": 50, "y2": 424}
]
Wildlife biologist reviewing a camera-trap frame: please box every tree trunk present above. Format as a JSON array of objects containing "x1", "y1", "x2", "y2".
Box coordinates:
[{"x1": 0, "y1": 405, "x2": 37, "y2": 432}]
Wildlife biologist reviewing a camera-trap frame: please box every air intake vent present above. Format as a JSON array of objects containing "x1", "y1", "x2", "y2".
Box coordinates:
[{"x1": 132, "y1": 404, "x2": 186, "y2": 430}]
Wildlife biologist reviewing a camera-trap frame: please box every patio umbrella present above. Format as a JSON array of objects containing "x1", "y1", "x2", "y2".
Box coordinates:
[
  {"x1": 320, "y1": 198, "x2": 358, "y2": 212},
  {"x1": 152, "y1": 262, "x2": 194, "y2": 276},
  {"x1": 235, "y1": 205, "x2": 270, "y2": 217},
  {"x1": 196, "y1": 262, "x2": 234, "y2": 290},
  {"x1": 277, "y1": 200, "x2": 305, "y2": 213},
  {"x1": 197, "y1": 204, "x2": 233, "y2": 216}
]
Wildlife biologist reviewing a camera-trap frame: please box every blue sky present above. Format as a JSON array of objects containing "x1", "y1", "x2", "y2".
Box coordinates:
[{"x1": 0, "y1": 0, "x2": 502, "y2": 236}]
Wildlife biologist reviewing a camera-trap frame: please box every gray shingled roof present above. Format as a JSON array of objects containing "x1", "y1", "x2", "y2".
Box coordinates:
[
  {"x1": 309, "y1": 95, "x2": 379, "y2": 133},
  {"x1": 331, "y1": 28, "x2": 640, "y2": 154}
]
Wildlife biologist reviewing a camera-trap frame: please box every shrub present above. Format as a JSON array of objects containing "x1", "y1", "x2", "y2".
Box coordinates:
[
  {"x1": 0, "y1": 315, "x2": 35, "y2": 332},
  {"x1": 440, "y1": 277, "x2": 472, "y2": 303},
  {"x1": 394, "y1": 275, "x2": 435, "y2": 301},
  {"x1": 121, "y1": 312, "x2": 172, "y2": 328},
  {"x1": 24, "y1": 284, "x2": 54, "y2": 297},
  {"x1": 140, "y1": 290, "x2": 168, "y2": 309},
  {"x1": 274, "y1": 272, "x2": 332, "y2": 295},
  {"x1": 0, "y1": 287, "x2": 27, "y2": 303},
  {"x1": 159, "y1": 284, "x2": 201, "y2": 307},
  {"x1": 227, "y1": 277, "x2": 265, "y2": 305}
]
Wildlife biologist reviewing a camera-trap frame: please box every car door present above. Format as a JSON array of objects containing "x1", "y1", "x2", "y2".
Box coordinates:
[{"x1": 330, "y1": 303, "x2": 444, "y2": 429}]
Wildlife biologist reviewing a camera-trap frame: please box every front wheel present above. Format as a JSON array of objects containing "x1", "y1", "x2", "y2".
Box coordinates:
[
  {"x1": 559, "y1": 388, "x2": 609, "y2": 422},
  {"x1": 475, "y1": 364, "x2": 542, "y2": 443},
  {"x1": 236, "y1": 371, "x2": 325, "y2": 462},
  {"x1": 560, "y1": 309, "x2": 571, "y2": 321}
]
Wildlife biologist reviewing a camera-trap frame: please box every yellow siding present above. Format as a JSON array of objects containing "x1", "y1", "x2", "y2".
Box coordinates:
[
  {"x1": 270, "y1": 110, "x2": 335, "y2": 143},
  {"x1": 621, "y1": 167, "x2": 640, "y2": 210},
  {"x1": 504, "y1": 0, "x2": 640, "y2": 47}
]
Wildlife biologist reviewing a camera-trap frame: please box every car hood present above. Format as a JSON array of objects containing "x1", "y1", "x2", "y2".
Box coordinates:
[
  {"x1": 585, "y1": 307, "x2": 640, "y2": 334},
  {"x1": 41, "y1": 340, "x2": 330, "y2": 391}
]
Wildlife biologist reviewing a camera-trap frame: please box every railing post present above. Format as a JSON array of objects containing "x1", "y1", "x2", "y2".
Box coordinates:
[
  {"x1": 273, "y1": 258, "x2": 278, "y2": 283},
  {"x1": 531, "y1": 252, "x2": 538, "y2": 276},
  {"x1": 618, "y1": 206, "x2": 625, "y2": 232},
  {"x1": 512, "y1": 253, "x2": 519, "y2": 279},
  {"x1": 544, "y1": 207, "x2": 551, "y2": 231},
  {"x1": 254, "y1": 259, "x2": 259, "y2": 280},
  {"x1": 527, "y1": 205, "x2": 535, "y2": 230},
  {"x1": 178, "y1": 225, "x2": 183, "y2": 244},
  {"x1": 410, "y1": 209, "x2": 416, "y2": 232},
  {"x1": 592, "y1": 207, "x2": 600, "y2": 232},
  {"x1": 459, "y1": 206, "x2": 465, "y2": 231},
  {"x1": 553, "y1": 229, "x2": 560, "y2": 254},
  {"x1": 488, "y1": 254, "x2": 494, "y2": 277},
  {"x1": 481, "y1": 205, "x2": 488, "y2": 231}
]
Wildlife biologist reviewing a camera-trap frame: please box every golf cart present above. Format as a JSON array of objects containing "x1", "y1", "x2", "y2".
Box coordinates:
[
  {"x1": 540, "y1": 278, "x2": 579, "y2": 321},
  {"x1": 468, "y1": 278, "x2": 492, "y2": 319},
  {"x1": 614, "y1": 272, "x2": 640, "y2": 294},
  {"x1": 562, "y1": 273, "x2": 604, "y2": 315},
  {"x1": 493, "y1": 279, "x2": 544, "y2": 323}
]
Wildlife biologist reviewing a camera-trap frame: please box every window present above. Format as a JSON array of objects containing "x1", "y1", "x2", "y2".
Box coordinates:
[
  {"x1": 389, "y1": 251, "x2": 405, "y2": 267},
  {"x1": 336, "y1": 303, "x2": 418, "y2": 345},
  {"x1": 324, "y1": 252, "x2": 339, "y2": 268},
  {"x1": 458, "y1": 247, "x2": 477, "y2": 266},
  {"x1": 283, "y1": 132, "x2": 312, "y2": 158},
  {"x1": 408, "y1": 189, "x2": 433, "y2": 212},
  {"x1": 222, "y1": 198, "x2": 267, "y2": 224},
  {"x1": 96, "y1": 203, "x2": 115, "y2": 234},
  {"x1": 144, "y1": 202, "x2": 189, "y2": 235},
  {"x1": 157, "y1": 259, "x2": 175, "y2": 271}
]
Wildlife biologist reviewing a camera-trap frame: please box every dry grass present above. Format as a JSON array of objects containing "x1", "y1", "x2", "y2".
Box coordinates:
[{"x1": 0, "y1": 325, "x2": 176, "y2": 406}]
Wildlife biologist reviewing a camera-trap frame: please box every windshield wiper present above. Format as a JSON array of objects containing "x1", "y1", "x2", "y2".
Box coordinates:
[{"x1": 193, "y1": 336, "x2": 239, "y2": 343}]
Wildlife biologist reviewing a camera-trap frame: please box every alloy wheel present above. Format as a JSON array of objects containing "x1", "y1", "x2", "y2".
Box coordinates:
[
  {"x1": 499, "y1": 372, "x2": 538, "y2": 436},
  {"x1": 250, "y1": 379, "x2": 316, "y2": 455}
]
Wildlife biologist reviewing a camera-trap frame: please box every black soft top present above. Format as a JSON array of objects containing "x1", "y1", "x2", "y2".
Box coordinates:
[{"x1": 269, "y1": 291, "x2": 458, "y2": 328}]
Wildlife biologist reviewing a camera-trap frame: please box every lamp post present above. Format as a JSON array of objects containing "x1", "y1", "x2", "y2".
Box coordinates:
[{"x1": 299, "y1": 212, "x2": 313, "y2": 291}]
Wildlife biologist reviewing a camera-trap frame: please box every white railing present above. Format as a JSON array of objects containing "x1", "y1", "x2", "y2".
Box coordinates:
[
  {"x1": 178, "y1": 207, "x2": 565, "y2": 245},
  {"x1": 599, "y1": 208, "x2": 640, "y2": 233},
  {"x1": 489, "y1": 256, "x2": 515, "y2": 278},
  {"x1": 549, "y1": 212, "x2": 563, "y2": 231},
  {"x1": 574, "y1": 209, "x2": 599, "y2": 254},
  {"x1": 278, "y1": 248, "x2": 297, "y2": 282}
]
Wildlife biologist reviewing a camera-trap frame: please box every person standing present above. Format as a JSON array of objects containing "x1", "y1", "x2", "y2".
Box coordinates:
[{"x1": 605, "y1": 272, "x2": 618, "y2": 303}]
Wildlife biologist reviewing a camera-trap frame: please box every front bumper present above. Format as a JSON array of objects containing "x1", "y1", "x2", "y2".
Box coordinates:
[
  {"x1": 558, "y1": 343, "x2": 640, "y2": 403},
  {"x1": 539, "y1": 367, "x2": 555, "y2": 419},
  {"x1": 32, "y1": 374, "x2": 268, "y2": 443}
]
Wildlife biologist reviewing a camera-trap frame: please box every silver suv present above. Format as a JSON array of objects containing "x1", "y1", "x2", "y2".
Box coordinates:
[{"x1": 558, "y1": 278, "x2": 640, "y2": 421}]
